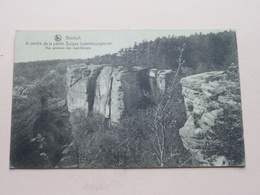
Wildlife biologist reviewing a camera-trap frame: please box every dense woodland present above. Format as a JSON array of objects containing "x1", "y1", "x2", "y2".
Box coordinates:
[
  {"x1": 86, "y1": 30, "x2": 238, "y2": 73},
  {"x1": 11, "y1": 30, "x2": 244, "y2": 168}
]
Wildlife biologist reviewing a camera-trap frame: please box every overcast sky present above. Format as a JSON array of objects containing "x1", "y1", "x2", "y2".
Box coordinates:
[{"x1": 14, "y1": 29, "x2": 230, "y2": 63}]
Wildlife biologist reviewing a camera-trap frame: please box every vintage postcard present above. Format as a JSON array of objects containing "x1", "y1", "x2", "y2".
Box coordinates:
[{"x1": 10, "y1": 30, "x2": 245, "y2": 168}]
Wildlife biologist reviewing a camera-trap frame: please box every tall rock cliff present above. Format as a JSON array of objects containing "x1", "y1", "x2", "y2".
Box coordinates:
[
  {"x1": 67, "y1": 64, "x2": 104, "y2": 115},
  {"x1": 67, "y1": 64, "x2": 175, "y2": 124},
  {"x1": 179, "y1": 70, "x2": 244, "y2": 166}
]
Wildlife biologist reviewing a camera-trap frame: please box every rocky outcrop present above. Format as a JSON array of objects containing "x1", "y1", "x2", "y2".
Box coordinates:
[
  {"x1": 10, "y1": 85, "x2": 77, "y2": 168},
  {"x1": 179, "y1": 71, "x2": 244, "y2": 166},
  {"x1": 67, "y1": 64, "x2": 104, "y2": 115},
  {"x1": 67, "y1": 64, "x2": 175, "y2": 124},
  {"x1": 108, "y1": 66, "x2": 146, "y2": 123},
  {"x1": 149, "y1": 69, "x2": 175, "y2": 97},
  {"x1": 93, "y1": 66, "x2": 114, "y2": 119}
]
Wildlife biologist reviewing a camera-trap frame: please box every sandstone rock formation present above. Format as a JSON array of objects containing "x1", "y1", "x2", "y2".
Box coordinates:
[
  {"x1": 67, "y1": 64, "x2": 104, "y2": 115},
  {"x1": 179, "y1": 71, "x2": 244, "y2": 166},
  {"x1": 67, "y1": 64, "x2": 175, "y2": 124},
  {"x1": 93, "y1": 66, "x2": 114, "y2": 119},
  {"x1": 149, "y1": 69, "x2": 175, "y2": 97}
]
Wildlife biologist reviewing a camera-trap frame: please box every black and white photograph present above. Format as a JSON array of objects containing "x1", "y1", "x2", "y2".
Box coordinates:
[{"x1": 10, "y1": 30, "x2": 245, "y2": 168}]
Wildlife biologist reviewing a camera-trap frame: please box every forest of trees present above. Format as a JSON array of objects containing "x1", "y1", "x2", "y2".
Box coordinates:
[{"x1": 86, "y1": 30, "x2": 238, "y2": 73}]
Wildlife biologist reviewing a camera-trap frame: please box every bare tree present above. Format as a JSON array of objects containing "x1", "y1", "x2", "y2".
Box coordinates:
[{"x1": 148, "y1": 43, "x2": 190, "y2": 167}]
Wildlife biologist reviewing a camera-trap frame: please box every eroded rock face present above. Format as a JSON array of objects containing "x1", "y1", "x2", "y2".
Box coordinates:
[
  {"x1": 93, "y1": 66, "x2": 114, "y2": 119},
  {"x1": 157, "y1": 69, "x2": 174, "y2": 93},
  {"x1": 149, "y1": 69, "x2": 175, "y2": 97},
  {"x1": 67, "y1": 64, "x2": 104, "y2": 115},
  {"x1": 110, "y1": 67, "x2": 147, "y2": 123},
  {"x1": 179, "y1": 71, "x2": 243, "y2": 166},
  {"x1": 10, "y1": 85, "x2": 76, "y2": 168},
  {"x1": 67, "y1": 65, "x2": 173, "y2": 124}
]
